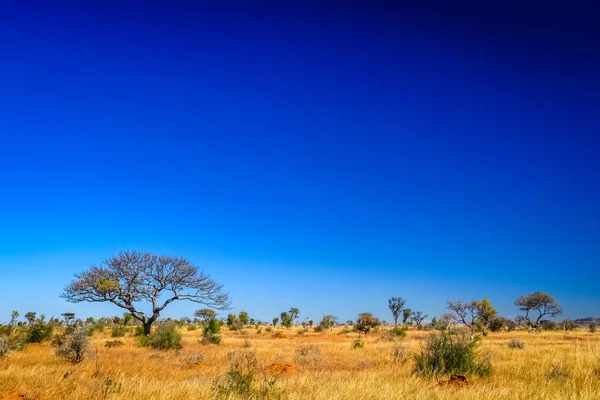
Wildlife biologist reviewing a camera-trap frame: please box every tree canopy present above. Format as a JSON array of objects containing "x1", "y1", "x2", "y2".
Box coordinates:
[{"x1": 61, "y1": 251, "x2": 230, "y2": 335}]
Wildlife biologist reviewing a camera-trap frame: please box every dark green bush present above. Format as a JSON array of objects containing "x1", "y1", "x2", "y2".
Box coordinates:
[
  {"x1": 391, "y1": 326, "x2": 408, "y2": 337},
  {"x1": 26, "y1": 323, "x2": 54, "y2": 343},
  {"x1": 148, "y1": 323, "x2": 182, "y2": 350},
  {"x1": 202, "y1": 318, "x2": 222, "y2": 345},
  {"x1": 413, "y1": 332, "x2": 492, "y2": 377}
]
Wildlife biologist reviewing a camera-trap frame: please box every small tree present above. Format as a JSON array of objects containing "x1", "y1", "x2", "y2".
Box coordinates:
[
  {"x1": 288, "y1": 308, "x2": 300, "y2": 324},
  {"x1": 272, "y1": 317, "x2": 279, "y2": 328},
  {"x1": 62, "y1": 251, "x2": 230, "y2": 336},
  {"x1": 355, "y1": 313, "x2": 380, "y2": 338},
  {"x1": 412, "y1": 311, "x2": 427, "y2": 328},
  {"x1": 227, "y1": 314, "x2": 242, "y2": 331},
  {"x1": 55, "y1": 324, "x2": 90, "y2": 363},
  {"x1": 402, "y1": 308, "x2": 412, "y2": 325},
  {"x1": 514, "y1": 292, "x2": 562, "y2": 330},
  {"x1": 388, "y1": 297, "x2": 406, "y2": 327},
  {"x1": 238, "y1": 311, "x2": 249, "y2": 327},
  {"x1": 280, "y1": 312, "x2": 293, "y2": 328},
  {"x1": 202, "y1": 318, "x2": 222, "y2": 345},
  {"x1": 194, "y1": 308, "x2": 217, "y2": 323},
  {"x1": 447, "y1": 299, "x2": 497, "y2": 335},
  {"x1": 316, "y1": 315, "x2": 337, "y2": 331}
]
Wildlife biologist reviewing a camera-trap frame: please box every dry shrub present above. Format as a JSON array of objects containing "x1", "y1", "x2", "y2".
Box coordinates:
[{"x1": 296, "y1": 346, "x2": 322, "y2": 364}]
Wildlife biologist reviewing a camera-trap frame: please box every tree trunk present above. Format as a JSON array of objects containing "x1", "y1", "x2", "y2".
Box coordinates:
[{"x1": 143, "y1": 321, "x2": 153, "y2": 336}]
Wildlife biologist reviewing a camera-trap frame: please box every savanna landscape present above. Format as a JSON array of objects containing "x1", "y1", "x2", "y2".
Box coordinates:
[
  {"x1": 0, "y1": 252, "x2": 599, "y2": 400},
  {"x1": 2, "y1": 2, "x2": 600, "y2": 400}
]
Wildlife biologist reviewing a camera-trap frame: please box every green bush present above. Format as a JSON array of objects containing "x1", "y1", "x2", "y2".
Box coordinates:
[
  {"x1": 148, "y1": 323, "x2": 182, "y2": 350},
  {"x1": 202, "y1": 318, "x2": 222, "y2": 345},
  {"x1": 413, "y1": 332, "x2": 492, "y2": 377},
  {"x1": 111, "y1": 325, "x2": 128, "y2": 338},
  {"x1": 26, "y1": 323, "x2": 54, "y2": 343},
  {"x1": 391, "y1": 326, "x2": 408, "y2": 338}
]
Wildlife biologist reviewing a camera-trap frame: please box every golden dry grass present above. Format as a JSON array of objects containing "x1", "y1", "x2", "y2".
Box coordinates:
[{"x1": 0, "y1": 327, "x2": 599, "y2": 399}]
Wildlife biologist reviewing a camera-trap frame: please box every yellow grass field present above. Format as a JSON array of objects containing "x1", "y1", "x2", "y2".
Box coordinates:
[{"x1": 1, "y1": 327, "x2": 599, "y2": 399}]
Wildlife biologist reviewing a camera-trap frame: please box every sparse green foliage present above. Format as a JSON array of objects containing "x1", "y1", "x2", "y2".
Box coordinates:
[
  {"x1": 507, "y1": 338, "x2": 524, "y2": 349},
  {"x1": 227, "y1": 314, "x2": 242, "y2": 331},
  {"x1": 54, "y1": 324, "x2": 90, "y2": 363},
  {"x1": 388, "y1": 297, "x2": 406, "y2": 327},
  {"x1": 413, "y1": 331, "x2": 492, "y2": 377}
]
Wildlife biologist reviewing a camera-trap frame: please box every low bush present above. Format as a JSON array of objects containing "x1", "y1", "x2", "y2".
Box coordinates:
[
  {"x1": 296, "y1": 346, "x2": 322, "y2": 364},
  {"x1": 148, "y1": 323, "x2": 182, "y2": 350},
  {"x1": 0, "y1": 337, "x2": 10, "y2": 358},
  {"x1": 508, "y1": 338, "x2": 525, "y2": 350},
  {"x1": 26, "y1": 322, "x2": 53, "y2": 343},
  {"x1": 547, "y1": 364, "x2": 569, "y2": 380},
  {"x1": 201, "y1": 318, "x2": 222, "y2": 345},
  {"x1": 54, "y1": 325, "x2": 90, "y2": 363},
  {"x1": 413, "y1": 332, "x2": 492, "y2": 377},
  {"x1": 351, "y1": 338, "x2": 364, "y2": 349},
  {"x1": 111, "y1": 325, "x2": 128, "y2": 338},
  {"x1": 104, "y1": 340, "x2": 124, "y2": 348}
]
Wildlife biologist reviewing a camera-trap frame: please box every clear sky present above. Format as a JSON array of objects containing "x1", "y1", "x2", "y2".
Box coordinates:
[{"x1": 0, "y1": 2, "x2": 599, "y2": 324}]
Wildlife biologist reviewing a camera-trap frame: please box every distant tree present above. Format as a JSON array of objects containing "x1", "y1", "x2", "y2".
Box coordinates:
[
  {"x1": 317, "y1": 315, "x2": 337, "y2": 331},
  {"x1": 308, "y1": 320, "x2": 313, "y2": 328},
  {"x1": 447, "y1": 299, "x2": 497, "y2": 335},
  {"x1": 388, "y1": 297, "x2": 406, "y2": 327},
  {"x1": 561, "y1": 319, "x2": 576, "y2": 331},
  {"x1": 488, "y1": 317, "x2": 505, "y2": 332},
  {"x1": 505, "y1": 319, "x2": 518, "y2": 332},
  {"x1": 62, "y1": 313, "x2": 76, "y2": 325},
  {"x1": 589, "y1": 322, "x2": 597, "y2": 333},
  {"x1": 514, "y1": 292, "x2": 562, "y2": 330},
  {"x1": 280, "y1": 312, "x2": 293, "y2": 328},
  {"x1": 238, "y1": 311, "x2": 249, "y2": 326},
  {"x1": 272, "y1": 317, "x2": 279, "y2": 328},
  {"x1": 25, "y1": 312, "x2": 36, "y2": 326},
  {"x1": 411, "y1": 311, "x2": 427, "y2": 328},
  {"x1": 227, "y1": 313, "x2": 242, "y2": 331},
  {"x1": 402, "y1": 308, "x2": 413, "y2": 325},
  {"x1": 10, "y1": 311, "x2": 19, "y2": 328},
  {"x1": 355, "y1": 313, "x2": 380, "y2": 337},
  {"x1": 61, "y1": 251, "x2": 230, "y2": 336},
  {"x1": 288, "y1": 307, "x2": 300, "y2": 323},
  {"x1": 194, "y1": 308, "x2": 217, "y2": 322}
]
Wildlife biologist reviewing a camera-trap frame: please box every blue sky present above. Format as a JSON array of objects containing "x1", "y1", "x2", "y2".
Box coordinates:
[{"x1": 0, "y1": 2, "x2": 599, "y2": 323}]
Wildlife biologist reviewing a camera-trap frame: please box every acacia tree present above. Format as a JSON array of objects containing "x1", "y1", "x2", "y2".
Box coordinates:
[
  {"x1": 515, "y1": 292, "x2": 562, "y2": 330},
  {"x1": 388, "y1": 297, "x2": 406, "y2": 327},
  {"x1": 194, "y1": 308, "x2": 217, "y2": 322},
  {"x1": 411, "y1": 311, "x2": 427, "y2": 328},
  {"x1": 447, "y1": 299, "x2": 497, "y2": 335},
  {"x1": 61, "y1": 251, "x2": 230, "y2": 336}
]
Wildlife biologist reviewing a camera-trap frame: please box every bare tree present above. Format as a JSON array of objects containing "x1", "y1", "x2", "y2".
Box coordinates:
[
  {"x1": 411, "y1": 311, "x2": 427, "y2": 328},
  {"x1": 388, "y1": 297, "x2": 406, "y2": 327},
  {"x1": 447, "y1": 300, "x2": 480, "y2": 335},
  {"x1": 515, "y1": 292, "x2": 562, "y2": 330},
  {"x1": 61, "y1": 251, "x2": 230, "y2": 335}
]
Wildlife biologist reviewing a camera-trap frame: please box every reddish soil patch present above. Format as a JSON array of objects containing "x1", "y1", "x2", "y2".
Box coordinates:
[
  {"x1": 438, "y1": 374, "x2": 469, "y2": 388},
  {"x1": 272, "y1": 332, "x2": 288, "y2": 339},
  {"x1": 267, "y1": 363, "x2": 296, "y2": 374}
]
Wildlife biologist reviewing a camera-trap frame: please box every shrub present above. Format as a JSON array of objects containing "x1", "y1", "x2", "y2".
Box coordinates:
[
  {"x1": 296, "y1": 346, "x2": 322, "y2": 364},
  {"x1": 55, "y1": 325, "x2": 90, "y2": 363},
  {"x1": 202, "y1": 318, "x2": 222, "y2": 345},
  {"x1": 338, "y1": 327, "x2": 352, "y2": 335},
  {"x1": 589, "y1": 322, "x2": 597, "y2": 333},
  {"x1": 547, "y1": 364, "x2": 569, "y2": 380},
  {"x1": 213, "y1": 349, "x2": 281, "y2": 399},
  {"x1": 541, "y1": 321, "x2": 558, "y2": 331},
  {"x1": 111, "y1": 325, "x2": 128, "y2": 338},
  {"x1": 265, "y1": 327, "x2": 272, "y2": 333},
  {"x1": 392, "y1": 326, "x2": 408, "y2": 338},
  {"x1": 351, "y1": 338, "x2": 364, "y2": 349},
  {"x1": 0, "y1": 337, "x2": 10, "y2": 358},
  {"x1": 148, "y1": 323, "x2": 182, "y2": 350},
  {"x1": 105, "y1": 340, "x2": 124, "y2": 348},
  {"x1": 413, "y1": 332, "x2": 492, "y2": 377},
  {"x1": 507, "y1": 338, "x2": 525, "y2": 350},
  {"x1": 26, "y1": 322, "x2": 54, "y2": 343},
  {"x1": 393, "y1": 344, "x2": 408, "y2": 363},
  {"x1": 134, "y1": 326, "x2": 145, "y2": 337}
]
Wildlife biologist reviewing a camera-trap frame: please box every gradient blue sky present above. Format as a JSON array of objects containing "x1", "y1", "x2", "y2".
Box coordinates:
[{"x1": 1, "y1": 2, "x2": 599, "y2": 323}]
